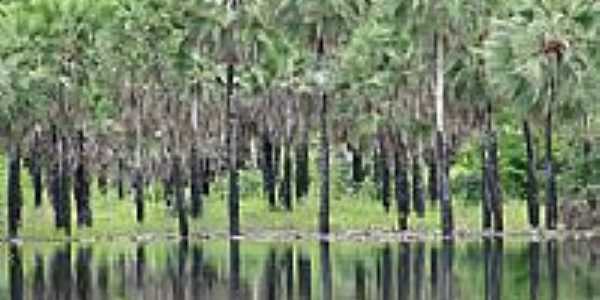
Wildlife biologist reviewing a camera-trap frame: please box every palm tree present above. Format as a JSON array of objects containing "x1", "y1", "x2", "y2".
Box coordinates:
[{"x1": 484, "y1": 0, "x2": 596, "y2": 229}]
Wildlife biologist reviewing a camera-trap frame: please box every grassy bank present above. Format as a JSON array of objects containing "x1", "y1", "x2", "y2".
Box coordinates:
[{"x1": 0, "y1": 152, "x2": 535, "y2": 240}]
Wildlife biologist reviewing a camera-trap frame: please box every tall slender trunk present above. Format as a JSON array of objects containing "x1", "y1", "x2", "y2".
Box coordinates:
[
  {"x1": 318, "y1": 26, "x2": 330, "y2": 234},
  {"x1": 320, "y1": 241, "x2": 332, "y2": 300},
  {"x1": 174, "y1": 153, "x2": 188, "y2": 238},
  {"x1": 7, "y1": 143, "x2": 22, "y2": 238},
  {"x1": 31, "y1": 130, "x2": 43, "y2": 207},
  {"x1": 545, "y1": 54, "x2": 559, "y2": 230},
  {"x1": 75, "y1": 129, "x2": 91, "y2": 227},
  {"x1": 481, "y1": 133, "x2": 491, "y2": 230},
  {"x1": 412, "y1": 153, "x2": 424, "y2": 218},
  {"x1": 50, "y1": 125, "x2": 62, "y2": 229},
  {"x1": 395, "y1": 137, "x2": 410, "y2": 231},
  {"x1": 263, "y1": 113, "x2": 276, "y2": 209},
  {"x1": 133, "y1": 70, "x2": 144, "y2": 223},
  {"x1": 488, "y1": 131, "x2": 503, "y2": 232},
  {"x1": 296, "y1": 101, "x2": 310, "y2": 200},
  {"x1": 190, "y1": 81, "x2": 203, "y2": 218},
  {"x1": 379, "y1": 131, "x2": 390, "y2": 213},
  {"x1": 282, "y1": 93, "x2": 293, "y2": 211},
  {"x1": 117, "y1": 152, "x2": 125, "y2": 200},
  {"x1": 60, "y1": 136, "x2": 72, "y2": 236},
  {"x1": 435, "y1": 31, "x2": 452, "y2": 236},
  {"x1": 413, "y1": 84, "x2": 424, "y2": 218},
  {"x1": 583, "y1": 114, "x2": 594, "y2": 209},
  {"x1": 227, "y1": 63, "x2": 240, "y2": 236},
  {"x1": 319, "y1": 91, "x2": 330, "y2": 234},
  {"x1": 351, "y1": 144, "x2": 364, "y2": 187},
  {"x1": 523, "y1": 119, "x2": 539, "y2": 227},
  {"x1": 428, "y1": 147, "x2": 437, "y2": 205}
]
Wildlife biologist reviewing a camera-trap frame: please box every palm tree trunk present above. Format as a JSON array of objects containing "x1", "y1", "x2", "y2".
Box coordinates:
[
  {"x1": 50, "y1": 124, "x2": 62, "y2": 229},
  {"x1": 227, "y1": 62, "x2": 240, "y2": 236},
  {"x1": 545, "y1": 54, "x2": 559, "y2": 230},
  {"x1": 296, "y1": 99, "x2": 310, "y2": 200},
  {"x1": 133, "y1": 71, "x2": 144, "y2": 223},
  {"x1": 191, "y1": 82, "x2": 203, "y2": 218},
  {"x1": 481, "y1": 133, "x2": 491, "y2": 230},
  {"x1": 319, "y1": 91, "x2": 330, "y2": 234},
  {"x1": 262, "y1": 112, "x2": 276, "y2": 209},
  {"x1": 487, "y1": 131, "x2": 503, "y2": 232},
  {"x1": 435, "y1": 31, "x2": 452, "y2": 236},
  {"x1": 318, "y1": 26, "x2": 330, "y2": 234},
  {"x1": 379, "y1": 131, "x2": 390, "y2": 213},
  {"x1": 583, "y1": 114, "x2": 594, "y2": 209},
  {"x1": 523, "y1": 119, "x2": 539, "y2": 227},
  {"x1": 60, "y1": 136, "x2": 72, "y2": 236},
  {"x1": 174, "y1": 153, "x2": 188, "y2": 238},
  {"x1": 395, "y1": 137, "x2": 409, "y2": 231},
  {"x1": 31, "y1": 130, "x2": 43, "y2": 208},
  {"x1": 117, "y1": 152, "x2": 125, "y2": 200},
  {"x1": 7, "y1": 142, "x2": 22, "y2": 238},
  {"x1": 74, "y1": 129, "x2": 91, "y2": 227},
  {"x1": 281, "y1": 93, "x2": 293, "y2": 211}
]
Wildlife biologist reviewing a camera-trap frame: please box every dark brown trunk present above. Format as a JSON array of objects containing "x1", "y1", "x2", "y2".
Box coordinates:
[{"x1": 523, "y1": 119, "x2": 539, "y2": 227}]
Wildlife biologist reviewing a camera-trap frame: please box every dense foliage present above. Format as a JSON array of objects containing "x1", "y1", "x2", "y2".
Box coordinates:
[{"x1": 1, "y1": 0, "x2": 600, "y2": 237}]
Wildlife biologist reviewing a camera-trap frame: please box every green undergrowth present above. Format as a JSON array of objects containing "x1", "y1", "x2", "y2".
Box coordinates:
[{"x1": 0, "y1": 152, "x2": 533, "y2": 240}]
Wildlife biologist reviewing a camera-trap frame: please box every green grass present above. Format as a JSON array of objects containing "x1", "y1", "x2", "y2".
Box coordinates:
[{"x1": 0, "y1": 152, "x2": 536, "y2": 240}]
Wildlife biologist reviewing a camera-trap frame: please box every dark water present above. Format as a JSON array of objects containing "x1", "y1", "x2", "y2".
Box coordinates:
[{"x1": 1, "y1": 238, "x2": 599, "y2": 299}]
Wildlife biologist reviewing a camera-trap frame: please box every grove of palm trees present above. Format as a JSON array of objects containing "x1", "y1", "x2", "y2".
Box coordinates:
[{"x1": 1, "y1": 0, "x2": 600, "y2": 240}]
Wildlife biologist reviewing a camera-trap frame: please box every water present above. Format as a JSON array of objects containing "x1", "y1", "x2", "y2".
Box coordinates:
[{"x1": 0, "y1": 237, "x2": 598, "y2": 299}]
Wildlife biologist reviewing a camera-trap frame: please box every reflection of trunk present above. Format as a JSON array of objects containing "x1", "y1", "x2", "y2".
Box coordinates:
[
  {"x1": 298, "y1": 253, "x2": 312, "y2": 300},
  {"x1": 528, "y1": 242, "x2": 540, "y2": 300},
  {"x1": 9, "y1": 244, "x2": 23, "y2": 300},
  {"x1": 441, "y1": 241, "x2": 453, "y2": 300},
  {"x1": 397, "y1": 242, "x2": 411, "y2": 300},
  {"x1": 33, "y1": 254, "x2": 45, "y2": 300},
  {"x1": 395, "y1": 139, "x2": 409, "y2": 231},
  {"x1": 355, "y1": 260, "x2": 365, "y2": 300},
  {"x1": 32, "y1": 130, "x2": 43, "y2": 207},
  {"x1": 583, "y1": 115, "x2": 594, "y2": 209},
  {"x1": 136, "y1": 244, "x2": 146, "y2": 289},
  {"x1": 435, "y1": 31, "x2": 452, "y2": 236},
  {"x1": 523, "y1": 120, "x2": 539, "y2": 227},
  {"x1": 8, "y1": 143, "x2": 22, "y2": 238},
  {"x1": 320, "y1": 241, "x2": 332, "y2": 300},
  {"x1": 75, "y1": 130, "x2": 91, "y2": 227},
  {"x1": 75, "y1": 247, "x2": 92, "y2": 300},
  {"x1": 284, "y1": 247, "x2": 294, "y2": 300},
  {"x1": 379, "y1": 132, "x2": 390, "y2": 213},
  {"x1": 414, "y1": 242, "x2": 425, "y2": 300},
  {"x1": 229, "y1": 240, "x2": 241, "y2": 300},
  {"x1": 382, "y1": 244, "x2": 392, "y2": 300},
  {"x1": 265, "y1": 248, "x2": 277, "y2": 300},
  {"x1": 547, "y1": 240, "x2": 558, "y2": 300},
  {"x1": 430, "y1": 247, "x2": 438, "y2": 300}
]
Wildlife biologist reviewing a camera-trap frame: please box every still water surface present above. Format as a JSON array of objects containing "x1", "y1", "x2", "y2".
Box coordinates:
[{"x1": 1, "y1": 237, "x2": 598, "y2": 299}]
